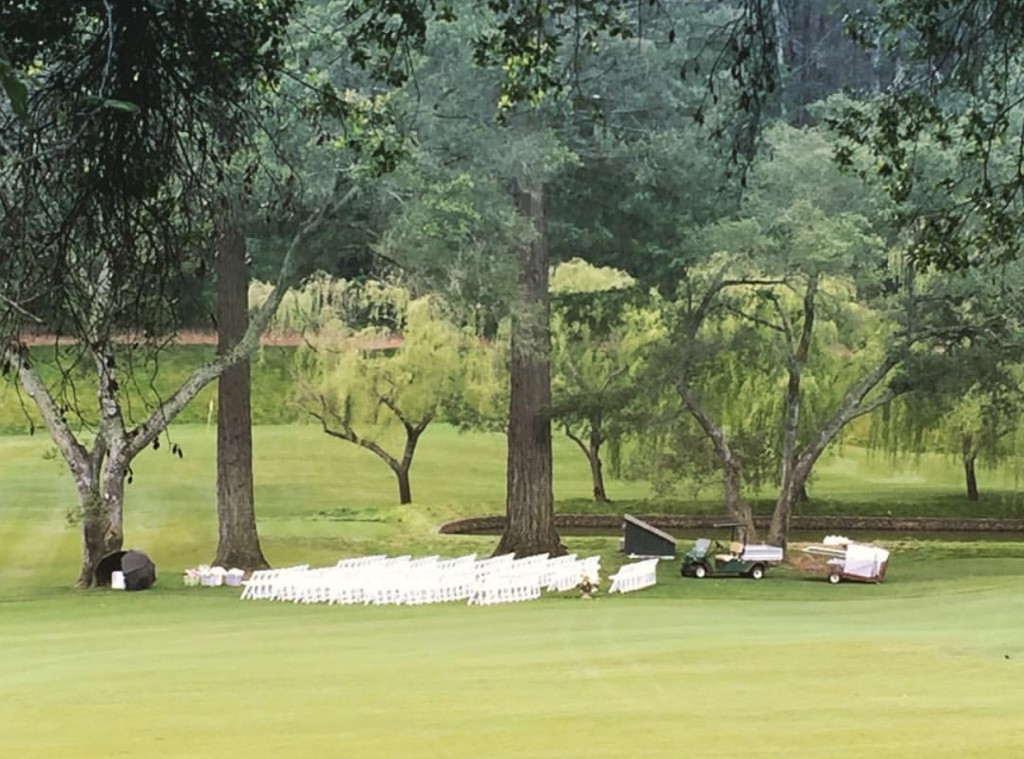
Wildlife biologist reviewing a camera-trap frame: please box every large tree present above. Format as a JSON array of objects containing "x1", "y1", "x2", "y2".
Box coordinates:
[
  {"x1": 382, "y1": 0, "x2": 796, "y2": 556},
  {"x1": 1, "y1": 0, "x2": 305, "y2": 585}
]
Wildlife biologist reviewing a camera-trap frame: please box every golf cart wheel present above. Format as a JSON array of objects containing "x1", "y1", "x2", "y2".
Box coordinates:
[
  {"x1": 827, "y1": 572, "x2": 842, "y2": 585},
  {"x1": 748, "y1": 564, "x2": 765, "y2": 580},
  {"x1": 694, "y1": 564, "x2": 709, "y2": 579}
]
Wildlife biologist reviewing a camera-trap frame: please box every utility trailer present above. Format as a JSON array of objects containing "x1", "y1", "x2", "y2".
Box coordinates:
[{"x1": 801, "y1": 536, "x2": 890, "y2": 584}]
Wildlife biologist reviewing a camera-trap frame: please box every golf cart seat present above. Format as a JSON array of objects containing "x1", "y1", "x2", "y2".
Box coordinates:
[{"x1": 715, "y1": 542, "x2": 744, "y2": 562}]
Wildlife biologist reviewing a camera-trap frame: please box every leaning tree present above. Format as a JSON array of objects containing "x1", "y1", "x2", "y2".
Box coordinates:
[{"x1": 0, "y1": 0, "x2": 314, "y2": 585}]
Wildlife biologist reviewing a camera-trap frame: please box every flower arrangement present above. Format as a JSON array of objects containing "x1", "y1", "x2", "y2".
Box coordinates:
[
  {"x1": 577, "y1": 575, "x2": 599, "y2": 599},
  {"x1": 183, "y1": 565, "x2": 234, "y2": 587},
  {"x1": 201, "y1": 566, "x2": 227, "y2": 586}
]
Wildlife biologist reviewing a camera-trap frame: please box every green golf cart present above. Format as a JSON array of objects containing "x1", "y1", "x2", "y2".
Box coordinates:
[{"x1": 680, "y1": 523, "x2": 783, "y2": 579}]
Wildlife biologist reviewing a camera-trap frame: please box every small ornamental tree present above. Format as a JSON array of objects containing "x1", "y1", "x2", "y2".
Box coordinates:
[
  {"x1": 550, "y1": 259, "x2": 663, "y2": 502},
  {"x1": 296, "y1": 295, "x2": 473, "y2": 505}
]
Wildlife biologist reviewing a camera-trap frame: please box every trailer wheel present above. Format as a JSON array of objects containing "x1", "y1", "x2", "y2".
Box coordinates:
[
  {"x1": 827, "y1": 572, "x2": 842, "y2": 585},
  {"x1": 694, "y1": 564, "x2": 708, "y2": 579},
  {"x1": 749, "y1": 564, "x2": 765, "y2": 580}
]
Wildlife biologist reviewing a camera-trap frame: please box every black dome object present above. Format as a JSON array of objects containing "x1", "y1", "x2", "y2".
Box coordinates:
[{"x1": 95, "y1": 550, "x2": 157, "y2": 591}]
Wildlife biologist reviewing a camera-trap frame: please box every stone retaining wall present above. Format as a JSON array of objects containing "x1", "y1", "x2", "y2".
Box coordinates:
[{"x1": 440, "y1": 514, "x2": 1024, "y2": 535}]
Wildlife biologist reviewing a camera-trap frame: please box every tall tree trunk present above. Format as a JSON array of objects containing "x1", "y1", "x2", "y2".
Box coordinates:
[
  {"x1": 496, "y1": 182, "x2": 565, "y2": 558},
  {"x1": 772, "y1": 0, "x2": 789, "y2": 117},
  {"x1": 962, "y1": 434, "x2": 979, "y2": 502},
  {"x1": 392, "y1": 419, "x2": 427, "y2": 505},
  {"x1": 588, "y1": 451, "x2": 608, "y2": 503},
  {"x1": 396, "y1": 468, "x2": 412, "y2": 505},
  {"x1": 768, "y1": 275, "x2": 817, "y2": 549},
  {"x1": 214, "y1": 222, "x2": 268, "y2": 571}
]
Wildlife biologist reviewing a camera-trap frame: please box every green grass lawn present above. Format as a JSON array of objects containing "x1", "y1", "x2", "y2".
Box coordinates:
[
  {"x1": 2, "y1": 424, "x2": 1024, "y2": 757},
  {"x1": 1, "y1": 567, "x2": 1022, "y2": 759}
]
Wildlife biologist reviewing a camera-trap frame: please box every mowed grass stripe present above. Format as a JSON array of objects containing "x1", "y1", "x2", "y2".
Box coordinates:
[{"x1": 0, "y1": 594, "x2": 1021, "y2": 758}]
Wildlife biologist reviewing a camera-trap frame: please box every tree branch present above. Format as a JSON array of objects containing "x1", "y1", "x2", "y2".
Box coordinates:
[{"x1": 123, "y1": 197, "x2": 344, "y2": 460}]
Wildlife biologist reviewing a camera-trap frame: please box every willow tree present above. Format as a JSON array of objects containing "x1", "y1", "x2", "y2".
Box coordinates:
[
  {"x1": 297, "y1": 294, "x2": 475, "y2": 505},
  {"x1": 550, "y1": 260, "x2": 661, "y2": 503}
]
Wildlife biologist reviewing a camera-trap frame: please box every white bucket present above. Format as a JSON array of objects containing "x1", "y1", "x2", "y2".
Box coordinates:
[{"x1": 111, "y1": 570, "x2": 126, "y2": 590}]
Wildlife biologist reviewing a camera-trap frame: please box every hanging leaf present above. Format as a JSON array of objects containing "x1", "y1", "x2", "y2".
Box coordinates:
[
  {"x1": 0, "y1": 63, "x2": 29, "y2": 121},
  {"x1": 102, "y1": 98, "x2": 141, "y2": 114}
]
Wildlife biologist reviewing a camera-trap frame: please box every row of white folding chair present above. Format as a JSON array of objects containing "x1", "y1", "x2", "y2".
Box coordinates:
[
  {"x1": 352, "y1": 555, "x2": 412, "y2": 604},
  {"x1": 240, "y1": 565, "x2": 309, "y2": 600},
  {"x1": 365, "y1": 556, "x2": 437, "y2": 605},
  {"x1": 317, "y1": 556, "x2": 391, "y2": 604},
  {"x1": 288, "y1": 558, "x2": 406, "y2": 604},
  {"x1": 544, "y1": 555, "x2": 584, "y2": 591},
  {"x1": 608, "y1": 558, "x2": 659, "y2": 594},
  {"x1": 407, "y1": 553, "x2": 478, "y2": 605},
  {"x1": 336, "y1": 555, "x2": 387, "y2": 570},
  {"x1": 292, "y1": 567, "x2": 339, "y2": 603},
  {"x1": 537, "y1": 554, "x2": 576, "y2": 587},
  {"x1": 327, "y1": 565, "x2": 380, "y2": 605},
  {"x1": 545, "y1": 556, "x2": 602, "y2": 593},
  {"x1": 468, "y1": 554, "x2": 550, "y2": 605},
  {"x1": 328, "y1": 554, "x2": 468, "y2": 606},
  {"x1": 578, "y1": 556, "x2": 601, "y2": 585},
  {"x1": 243, "y1": 553, "x2": 606, "y2": 605},
  {"x1": 472, "y1": 553, "x2": 515, "y2": 584}
]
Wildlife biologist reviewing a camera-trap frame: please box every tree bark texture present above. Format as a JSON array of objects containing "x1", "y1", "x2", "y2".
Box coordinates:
[
  {"x1": 963, "y1": 435, "x2": 979, "y2": 502},
  {"x1": 76, "y1": 472, "x2": 126, "y2": 587},
  {"x1": 392, "y1": 419, "x2": 427, "y2": 505},
  {"x1": 13, "y1": 343, "x2": 132, "y2": 586},
  {"x1": 214, "y1": 222, "x2": 269, "y2": 571},
  {"x1": 565, "y1": 415, "x2": 609, "y2": 502},
  {"x1": 496, "y1": 183, "x2": 565, "y2": 558},
  {"x1": 588, "y1": 450, "x2": 608, "y2": 502}
]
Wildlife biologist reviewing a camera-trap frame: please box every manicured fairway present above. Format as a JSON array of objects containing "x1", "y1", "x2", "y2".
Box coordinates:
[
  {"x1": 2, "y1": 424, "x2": 1023, "y2": 757},
  {"x1": 1, "y1": 566, "x2": 1022, "y2": 759}
]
